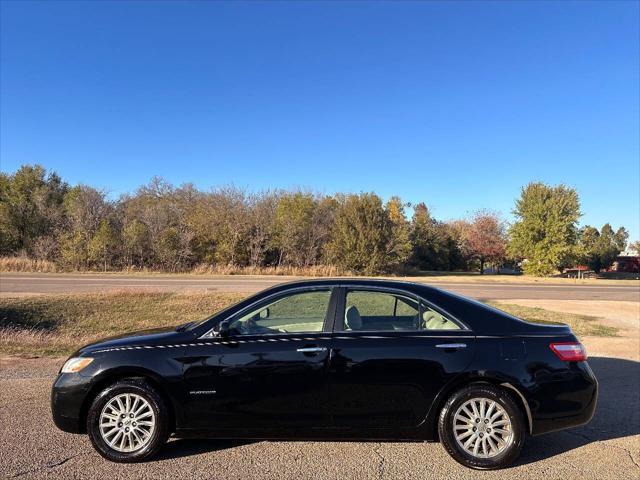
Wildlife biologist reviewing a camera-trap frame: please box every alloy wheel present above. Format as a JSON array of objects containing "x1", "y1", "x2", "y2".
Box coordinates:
[
  {"x1": 452, "y1": 397, "x2": 514, "y2": 458},
  {"x1": 99, "y1": 393, "x2": 156, "y2": 453}
]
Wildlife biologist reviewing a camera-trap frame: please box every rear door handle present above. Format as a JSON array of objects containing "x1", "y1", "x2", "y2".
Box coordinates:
[
  {"x1": 296, "y1": 347, "x2": 328, "y2": 353},
  {"x1": 435, "y1": 343, "x2": 467, "y2": 349}
]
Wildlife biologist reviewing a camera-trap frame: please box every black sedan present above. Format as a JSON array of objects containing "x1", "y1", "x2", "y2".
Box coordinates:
[{"x1": 51, "y1": 279, "x2": 597, "y2": 469}]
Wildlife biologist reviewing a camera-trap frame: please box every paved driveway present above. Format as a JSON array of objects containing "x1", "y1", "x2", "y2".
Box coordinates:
[{"x1": 1, "y1": 340, "x2": 638, "y2": 479}]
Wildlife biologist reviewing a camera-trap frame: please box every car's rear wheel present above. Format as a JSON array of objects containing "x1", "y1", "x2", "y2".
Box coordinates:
[
  {"x1": 87, "y1": 379, "x2": 169, "y2": 462},
  {"x1": 438, "y1": 384, "x2": 526, "y2": 469}
]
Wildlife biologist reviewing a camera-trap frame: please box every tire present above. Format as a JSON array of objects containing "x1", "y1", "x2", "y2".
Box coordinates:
[
  {"x1": 86, "y1": 379, "x2": 170, "y2": 462},
  {"x1": 438, "y1": 384, "x2": 526, "y2": 470}
]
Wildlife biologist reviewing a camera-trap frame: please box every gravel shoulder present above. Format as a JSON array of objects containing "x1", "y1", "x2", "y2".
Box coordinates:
[{"x1": 1, "y1": 352, "x2": 638, "y2": 479}]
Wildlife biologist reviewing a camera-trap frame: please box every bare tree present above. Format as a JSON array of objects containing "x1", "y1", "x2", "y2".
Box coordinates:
[{"x1": 247, "y1": 191, "x2": 279, "y2": 267}]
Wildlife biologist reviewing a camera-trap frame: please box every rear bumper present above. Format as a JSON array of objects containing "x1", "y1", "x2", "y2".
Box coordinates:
[
  {"x1": 530, "y1": 360, "x2": 598, "y2": 436},
  {"x1": 51, "y1": 373, "x2": 92, "y2": 434}
]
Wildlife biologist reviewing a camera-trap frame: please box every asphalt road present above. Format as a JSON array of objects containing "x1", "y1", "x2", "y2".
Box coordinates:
[
  {"x1": 1, "y1": 350, "x2": 638, "y2": 480},
  {"x1": 1, "y1": 273, "x2": 639, "y2": 301}
]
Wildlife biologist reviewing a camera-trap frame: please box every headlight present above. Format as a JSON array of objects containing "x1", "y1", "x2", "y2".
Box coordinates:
[{"x1": 61, "y1": 357, "x2": 94, "y2": 374}]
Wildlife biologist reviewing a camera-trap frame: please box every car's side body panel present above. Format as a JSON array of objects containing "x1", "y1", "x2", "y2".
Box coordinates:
[
  {"x1": 326, "y1": 285, "x2": 476, "y2": 431},
  {"x1": 181, "y1": 333, "x2": 334, "y2": 430},
  {"x1": 327, "y1": 331, "x2": 475, "y2": 430}
]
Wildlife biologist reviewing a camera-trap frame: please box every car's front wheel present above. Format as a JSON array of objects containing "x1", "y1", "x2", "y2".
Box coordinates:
[
  {"x1": 87, "y1": 379, "x2": 170, "y2": 462},
  {"x1": 438, "y1": 384, "x2": 526, "y2": 469}
]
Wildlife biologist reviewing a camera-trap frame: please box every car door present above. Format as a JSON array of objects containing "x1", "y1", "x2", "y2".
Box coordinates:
[
  {"x1": 181, "y1": 287, "x2": 337, "y2": 432},
  {"x1": 327, "y1": 287, "x2": 475, "y2": 430}
]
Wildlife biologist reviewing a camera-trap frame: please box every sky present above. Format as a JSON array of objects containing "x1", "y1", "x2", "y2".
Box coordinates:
[{"x1": 1, "y1": 1, "x2": 639, "y2": 240}]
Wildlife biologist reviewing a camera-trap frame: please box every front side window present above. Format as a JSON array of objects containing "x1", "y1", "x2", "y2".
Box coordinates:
[
  {"x1": 229, "y1": 290, "x2": 331, "y2": 335},
  {"x1": 342, "y1": 289, "x2": 461, "y2": 332}
]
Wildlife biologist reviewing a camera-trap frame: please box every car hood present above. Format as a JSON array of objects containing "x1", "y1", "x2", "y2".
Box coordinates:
[{"x1": 76, "y1": 326, "x2": 188, "y2": 355}]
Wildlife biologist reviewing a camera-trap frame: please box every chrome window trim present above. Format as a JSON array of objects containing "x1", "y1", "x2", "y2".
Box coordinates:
[
  {"x1": 199, "y1": 285, "x2": 339, "y2": 339},
  {"x1": 338, "y1": 284, "x2": 472, "y2": 333},
  {"x1": 331, "y1": 333, "x2": 475, "y2": 338}
]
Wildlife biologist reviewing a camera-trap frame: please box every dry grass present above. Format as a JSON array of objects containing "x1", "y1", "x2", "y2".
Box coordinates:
[
  {"x1": 488, "y1": 301, "x2": 619, "y2": 337},
  {"x1": 190, "y1": 263, "x2": 349, "y2": 276},
  {"x1": 0, "y1": 256, "x2": 58, "y2": 273},
  {"x1": 2, "y1": 256, "x2": 638, "y2": 286},
  {"x1": 0, "y1": 327, "x2": 79, "y2": 357},
  {"x1": 0, "y1": 290, "x2": 243, "y2": 356},
  {"x1": 0, "y1": 290, "x2": 618, "y2": 357},
  {"x1": 400, "y1": 273, "x2": 640, "y2": 285},
  {"x1": 0, "y1": 257, "x2": 347, "y2": 276}
]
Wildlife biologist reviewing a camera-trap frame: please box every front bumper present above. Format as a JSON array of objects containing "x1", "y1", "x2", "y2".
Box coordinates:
[{"x1": 51, "y1": 373, "x2": 92, "y2": 434}]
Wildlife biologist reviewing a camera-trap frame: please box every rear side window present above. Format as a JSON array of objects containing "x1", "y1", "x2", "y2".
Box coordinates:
[
  {"x1": 420, "y1": 302, "x2": 461, "y2": 330},
  {"x1": 343, "y1": 290, "x2": 419, "y2": 331},
  {"x1": 341, "y1": 289, "x2": 462, "y2": 332}
]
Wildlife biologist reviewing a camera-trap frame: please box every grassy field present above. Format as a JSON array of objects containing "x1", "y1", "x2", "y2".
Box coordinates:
[
  {"x1": 0, "y1": 291, "x2": 618, "y2": 356},
  {"x1": 0, "y1": 291, "x2": 243, "y2": 356}
]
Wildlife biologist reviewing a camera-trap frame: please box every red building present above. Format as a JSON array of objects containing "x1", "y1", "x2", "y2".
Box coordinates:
[{"x1": 608, "y1": 255, "x2": 640, "y2": 273}]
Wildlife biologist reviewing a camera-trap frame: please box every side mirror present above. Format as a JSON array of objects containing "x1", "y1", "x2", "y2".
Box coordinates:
[
  {"x1": 217, "y1": 320, "x2": 231, "y2": 337},
  {"x1": 259, "y1": 308, "x2": 270, "y2": 319}
]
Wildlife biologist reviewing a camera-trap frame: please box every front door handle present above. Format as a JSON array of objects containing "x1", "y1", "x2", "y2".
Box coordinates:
[
  {"x1": 296, "y1": 347, "x2": 328, "y2": 353},
  {"x1": 435, "y1": 343, "x2": 467, "y2": 349}
]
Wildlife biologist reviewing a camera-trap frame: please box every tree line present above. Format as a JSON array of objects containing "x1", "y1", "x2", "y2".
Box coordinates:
[{"x1": 0, "y1": 165, "x2": 634, "y2": 276}]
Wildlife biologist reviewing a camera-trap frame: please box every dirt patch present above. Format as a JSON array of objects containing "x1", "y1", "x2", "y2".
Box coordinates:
[
  {"x1": 501, "y1": 299, "x2": 640, "y2": 361},
  {"x1": 502, "y1": 300, "x2": 639, "y2": 330}
]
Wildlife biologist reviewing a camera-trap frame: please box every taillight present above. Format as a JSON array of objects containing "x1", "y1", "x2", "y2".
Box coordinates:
[{"x1": 550, "y1": 342, "x2": 588, "y2": 362}]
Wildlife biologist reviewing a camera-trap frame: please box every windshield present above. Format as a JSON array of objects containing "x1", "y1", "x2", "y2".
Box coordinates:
[{"x1": 181, "y1": 292, "x2": 262, "y2": 331}]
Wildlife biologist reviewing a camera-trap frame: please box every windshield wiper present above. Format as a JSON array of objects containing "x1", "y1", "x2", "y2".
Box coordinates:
[{"x1": 175, "y1": 321, "x2": 194, "y2": 332}]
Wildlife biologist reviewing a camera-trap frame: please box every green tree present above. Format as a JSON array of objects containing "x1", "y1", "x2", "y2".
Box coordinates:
[
  {"x1": 630, "y1": 240, "x2": 640, "y2": 255},
  {"x1": 309, "y1": 196, "x2": 337, "y2": 266},
  {"x1": 384, "y1": 197, "x2": 412, "y2": 271},
  {"x1": 273, "y1": 192, "x2": 317, "y2": 267},
  {"x1": 89, "y1": 219, "x2": 119, "y2": 271},
  {"x1": 207, "y1": 187, "x2": 249, "y2": 266},
  {"x1": 122, "y1": 219, "x2": 150, "y2": 268},
  {"x1": 411, "y1": 204, "x2": 462, "y2": 271},
  {"x1": 156, "y1": 226, "x2": 193, "y2": 271},
  {"x1": 578, "y1": 225, "x2": 600, "y2": 267},
  {"x1": 59, "y1": 231, "x2": 88, "y2": 270},
  {"x1": 579, "y1": 224, "x2": 628, "y2": 272},
  {"x1": 60, "y1": 185, "x2": 110, "y2": 269},
  {"x1": 0, "y1": 173, "x2": 18, "y2": 254},
  {"x1": 508, "y1": 183, "x2": 581, "y2": 276},
  {"x1": 184, "y1": 192, "x2": 218, "y2": 265},
  {"x1": 326, "y1": 193, "x2": 391, "y2": 274},
  {"x1": 411, "y1": 203, "x2": 440, "y2": 270},
  {"x1": 0, "y1": 165, "x2": 67, "y2": 254}
]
